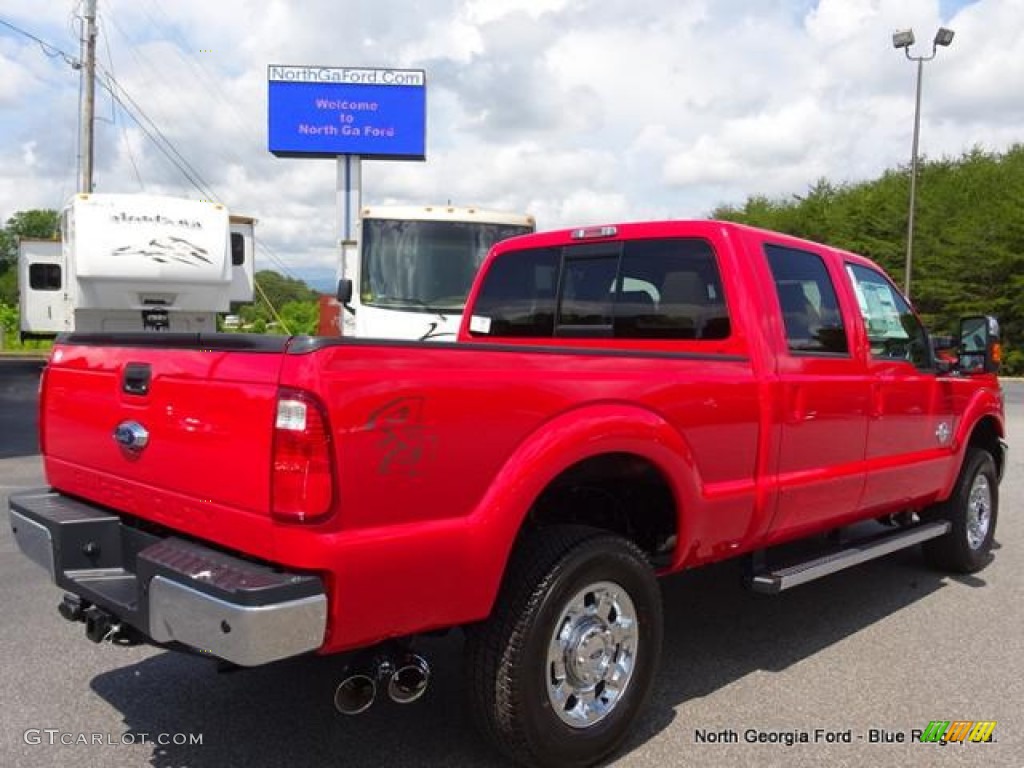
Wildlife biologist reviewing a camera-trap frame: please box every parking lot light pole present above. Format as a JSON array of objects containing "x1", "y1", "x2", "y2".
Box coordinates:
[{"x1": 892, "y1": 27, "x2": 955, "y2": 299}]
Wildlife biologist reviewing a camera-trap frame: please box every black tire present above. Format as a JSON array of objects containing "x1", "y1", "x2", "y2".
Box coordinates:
[
  {"x1": 922, "y1": 447, "x2": 999, "y2": 574},
  {"x1": 465, "y1": 526, "x2": 663, "y2": 768}
]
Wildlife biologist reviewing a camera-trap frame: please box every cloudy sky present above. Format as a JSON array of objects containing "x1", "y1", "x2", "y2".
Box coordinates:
[{"x1": 1, "y1": 0, "x2": 1021, "y2": 283}]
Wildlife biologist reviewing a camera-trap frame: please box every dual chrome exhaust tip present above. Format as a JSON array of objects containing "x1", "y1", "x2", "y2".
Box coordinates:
[{"x1": 334, "y1": 651, "x2": 430, "y2": 715}]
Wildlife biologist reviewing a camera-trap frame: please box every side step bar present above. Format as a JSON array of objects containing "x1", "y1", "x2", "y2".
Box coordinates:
[{"x1": 749, "y1": 521, "x2": 951, "y2": 594}]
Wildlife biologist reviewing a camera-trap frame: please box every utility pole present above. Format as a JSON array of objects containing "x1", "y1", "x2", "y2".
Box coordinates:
[
  {"x1": 78, "y1": 0, "x2": 98, "y2": 194},
  {"x1": 891, "y1": 27, "x2": 955, "y2": 299},
  {"x1": 905, "y1": 55, "x2": 924, "y2": 299}
]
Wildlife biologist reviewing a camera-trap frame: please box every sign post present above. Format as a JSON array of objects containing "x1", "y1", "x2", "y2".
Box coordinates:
[{"x1": 337, "y1": 154, "x2": 360, "y2": 335}]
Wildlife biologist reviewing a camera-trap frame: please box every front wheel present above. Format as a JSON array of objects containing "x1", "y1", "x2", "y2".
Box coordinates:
[
  {"x1": 465, "y1": 526, "x2": 663, "y2": 768},
  {"x1": 922, "y1": 447, "x2": 999, "y2": 573}
]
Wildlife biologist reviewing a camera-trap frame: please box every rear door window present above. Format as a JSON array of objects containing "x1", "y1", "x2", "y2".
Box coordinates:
[
  {"x1": 764, "y1": 244, "x2": 848, "y2": 355},
  {"x1": 614, "y1": 238, "x2": 729, "y2": 340},
  {"x1": 557, "y1": 253, "x2": 618, "y2": 332}
]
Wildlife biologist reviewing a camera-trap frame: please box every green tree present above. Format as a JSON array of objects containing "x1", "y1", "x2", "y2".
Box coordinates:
[
  {"x1": 254, "y1": 270, "x2": 319, "y2": 309},
  {"x1": 277, "y1": 299, "x2": 320, "y2": 335},
  {"x1": 710, "y1": 145, "x2": 1024, "y2": 374},
  {"x1": 0, "y1": 270, "x2": 15, "y2": 309},
  {"x1": 233, "y1": 270, "x2": 321, "y2": 334},
  {"x1": 0, "y1": 209, "x2": 59, "y2": 263},
  {"x1": 0, "y1": 302, "x2": 17, "y2": 348}
]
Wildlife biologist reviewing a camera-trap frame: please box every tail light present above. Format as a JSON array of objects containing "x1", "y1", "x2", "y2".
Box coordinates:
[
  {"x1": 271, "y1": 388, "x2": 335, "y2": 523},
  {"x1": 570, "y1": 225, "x2": 617, "y2": 240}
]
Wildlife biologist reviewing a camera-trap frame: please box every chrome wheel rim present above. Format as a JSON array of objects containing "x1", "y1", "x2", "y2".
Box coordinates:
[
  {"x1": 546, "y1": 581, "x2": 638, "y2": 729},
  {"x1": 966, "y1": 474, "x2": 992, "y2": 550}
]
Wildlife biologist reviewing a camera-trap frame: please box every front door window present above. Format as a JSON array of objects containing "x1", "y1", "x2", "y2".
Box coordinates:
[{"x1": 846, "y1": 264, "x2": 932, "y2": 370}]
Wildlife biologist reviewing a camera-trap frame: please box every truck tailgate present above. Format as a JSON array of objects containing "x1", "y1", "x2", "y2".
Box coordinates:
[{"x1": 42, "y1": 335, "x2": 286, "y2": 533}]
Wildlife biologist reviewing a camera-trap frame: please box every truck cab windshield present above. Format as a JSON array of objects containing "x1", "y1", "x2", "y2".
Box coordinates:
[{"x1": 360, "y1": 219, "x2": 533, "y2": 313}]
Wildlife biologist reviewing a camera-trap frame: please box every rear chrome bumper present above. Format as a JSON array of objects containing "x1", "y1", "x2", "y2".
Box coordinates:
[{"x1": 9, "y1": 489, "x2": 327, "y2": 667}]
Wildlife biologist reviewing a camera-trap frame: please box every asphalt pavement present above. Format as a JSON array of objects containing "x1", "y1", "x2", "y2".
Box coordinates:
[{"x1": 1, "y1": 359, "x2": 1021, "y2": 767}]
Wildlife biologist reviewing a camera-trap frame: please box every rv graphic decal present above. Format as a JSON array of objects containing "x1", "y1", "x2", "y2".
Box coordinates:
[{"x1": 112, "y1": 237, "x2": 213, "y2": 266}]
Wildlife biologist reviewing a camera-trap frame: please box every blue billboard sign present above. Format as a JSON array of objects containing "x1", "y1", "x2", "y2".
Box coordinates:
[{"x1": 268, "y1": 66, "x2": 426, "y2": 160}]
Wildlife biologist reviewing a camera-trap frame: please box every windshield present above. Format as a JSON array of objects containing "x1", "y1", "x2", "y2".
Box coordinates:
[{"x1": 360, "y1": 219, "x2": 533, "y2": 312}]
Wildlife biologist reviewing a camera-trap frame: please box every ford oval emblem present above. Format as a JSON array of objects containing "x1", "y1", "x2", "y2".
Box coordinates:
[{"x1": 113, "y1": 421, "x2": 149, "y2": 452}]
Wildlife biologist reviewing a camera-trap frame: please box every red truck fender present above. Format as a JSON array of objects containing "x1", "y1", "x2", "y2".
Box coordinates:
[
  {"x1": 462, "y1": 401, "x2": 701, "y2": 620},
  {"x1": 941, "y1": 386, "x2": 1005, "y2": 500}
]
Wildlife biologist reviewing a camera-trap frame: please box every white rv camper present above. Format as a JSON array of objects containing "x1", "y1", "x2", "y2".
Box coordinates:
[
  {"x1": 19, "y1": 193, "x2": 255, "y2": 339},
  {"x1": 338, "y1": 205, "x2": 535, "y2": 340}
]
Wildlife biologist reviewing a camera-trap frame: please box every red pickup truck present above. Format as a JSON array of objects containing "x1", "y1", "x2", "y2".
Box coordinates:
[{"x1": 9, "y1": 220, "x2": 1006, "y2": 767}]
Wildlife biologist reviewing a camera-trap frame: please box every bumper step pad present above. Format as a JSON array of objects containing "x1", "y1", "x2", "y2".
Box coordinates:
[{"x1": 9, "y1": 489, "x2": 327, "y2": 666}]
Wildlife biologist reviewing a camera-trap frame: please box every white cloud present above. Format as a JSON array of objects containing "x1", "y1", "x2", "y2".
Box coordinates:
[
  {"x1": 21, "y1": 140, "x2": 37, "y2": 167},
  {"x1": 0, "y1": 0, "x2": 1020, "y2": 273},
  {"x1": 463, "y1": 0, "x2": 575, "y2": 25}
]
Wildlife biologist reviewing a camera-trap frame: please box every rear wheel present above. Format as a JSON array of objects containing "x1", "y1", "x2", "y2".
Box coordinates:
[
  {"x1": 466, "y1": 526, "x2": 663, "y2": 768},
  {"x1": 922, "y1": 447, "x2": 998, "y2": 573}
]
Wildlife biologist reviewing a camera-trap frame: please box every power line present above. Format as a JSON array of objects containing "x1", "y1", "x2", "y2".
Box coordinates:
[
  {"x1": 256, "y1": 241, "x2": 305, "y2": 285},
  {"x1": 97, "y1": 71, "x2": 304, "y2": 281},
  {"x1": 102, "y1": 2, "x2": 254, "y2": 189},
  {"x1": 252, "y1": 275, "x2": 292, "y2": 334},
  {"x1": 68, "y1": 1, "x2": 84, "y2": 40},
  {"x1": 94, "y1": 69, "x2": 303, "y2": 281},
  {"x1": 104, "y1": 2, "x2": 274, "y2": 206},
  {"x1": 2, "y1": 11, "x2": 305, "y2": 287},
  {"x1": 1, "y1": 15, "x2": 80, "y2": 209},
  {"x1": 138, "y1": 0, "x2": 263, "y2": 152},
  {"x1": 96, "y1": 66, "x2": 215, "y2": 195},
  {"x1": 0, "y1": 16, "x2": 78, "y2": 67},
  {"x1": 73, "y1": 11, "x2": 85, "y2": 199},
  {"x1": 95, "y1": 71, "x2": 213, "y2": 197},
  {"x1": 99, "y1": 8, "x2": 207, "y2": 196},
  {"x1": 100, "y1": 1, "x2": 308, "y2": 285},
  {"x1": 98, "y1": 13, "x2": 144, "y2": 190},
  {"x1": 106, "y1": 1, "x2": 304, "y2": 284},
  {"x1": 3, "y1": 14, "x2": 219, "y2": 204}
]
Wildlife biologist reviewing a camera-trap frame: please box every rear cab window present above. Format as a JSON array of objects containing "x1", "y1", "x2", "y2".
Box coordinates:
[{"x1": 468, "y1": 237, "x2": 731, "y2": 344}]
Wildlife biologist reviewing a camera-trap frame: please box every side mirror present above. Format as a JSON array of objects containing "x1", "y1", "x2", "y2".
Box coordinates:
[
  {"x1": 958, "y1": 315, "x2": 1001, "y2": 374},
  {"x1": 336, "y1": 278, "x2": 355, "y2": 315}
]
